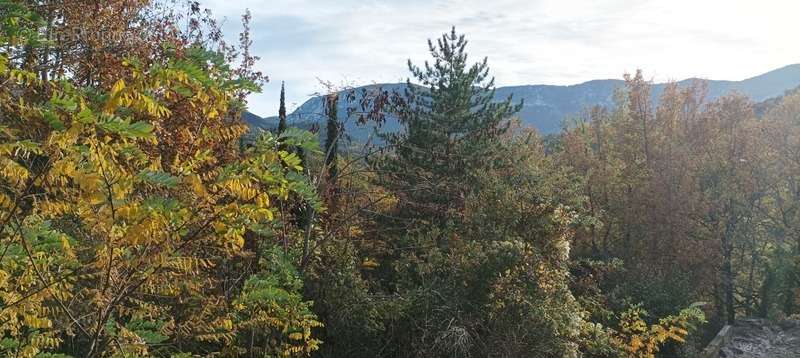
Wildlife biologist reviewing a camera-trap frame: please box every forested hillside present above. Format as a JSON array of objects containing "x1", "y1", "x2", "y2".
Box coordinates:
[{"x1": 1, "y1": 1, "x2": 798, "y2": 357}]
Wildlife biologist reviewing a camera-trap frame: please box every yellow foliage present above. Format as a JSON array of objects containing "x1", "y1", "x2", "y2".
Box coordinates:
[
  {"x1": 609, "y1": 305, "x2": 705, "y2": 358},
  {"x1": 0, "y1": 37, "x2": 322, "y2": 357}
]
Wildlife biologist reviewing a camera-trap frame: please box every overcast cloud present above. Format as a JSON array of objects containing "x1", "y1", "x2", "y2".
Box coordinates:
[{"x1": 200, "y1": 0, "x2": 800, "y2": 117}]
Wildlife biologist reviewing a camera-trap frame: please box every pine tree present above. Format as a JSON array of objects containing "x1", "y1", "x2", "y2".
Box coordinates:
[{"x1": 376, "y1": 27, "x2": 522, "y2": 225}]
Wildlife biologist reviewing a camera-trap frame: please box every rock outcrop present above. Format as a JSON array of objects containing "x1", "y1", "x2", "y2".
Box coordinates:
[{"x1": 717, "y1": 319, "x2": 800, "y2": 358}]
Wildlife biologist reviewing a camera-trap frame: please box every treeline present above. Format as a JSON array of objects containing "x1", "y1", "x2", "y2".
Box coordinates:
[
  {"x1": 304, "y1": 31, "x2": 705, "y2": 358},
  {"x1": 560, "y1": 72, "x2": 800, "y2": 340},
  {"x1": 1, "y1": 1, "x2": 798, "y2": 357}
]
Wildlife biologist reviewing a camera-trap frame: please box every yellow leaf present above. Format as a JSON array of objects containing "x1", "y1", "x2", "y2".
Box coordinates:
[{"x1": 110, "y1": 79, "x2": 126, "y2": 96}]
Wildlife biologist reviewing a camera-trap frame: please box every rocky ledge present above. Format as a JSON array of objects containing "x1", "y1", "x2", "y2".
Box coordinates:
[{"x1": 718, "y1": 319, "x2": 800, "y2": 358}]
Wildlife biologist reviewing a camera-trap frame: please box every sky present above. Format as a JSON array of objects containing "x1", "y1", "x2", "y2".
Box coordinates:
[{"x1": 201, "y1": 0, "x2": 800, "y2": 117}]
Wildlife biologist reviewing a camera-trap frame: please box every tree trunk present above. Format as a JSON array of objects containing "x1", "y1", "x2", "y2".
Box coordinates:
[{"x1": 722, "y1": 231, "x2": 735, "y2": 325}]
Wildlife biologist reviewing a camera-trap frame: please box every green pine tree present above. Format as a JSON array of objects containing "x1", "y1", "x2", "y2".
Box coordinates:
[{"x1": 376, "y1": 27, "x2": 522, "y2": 226}]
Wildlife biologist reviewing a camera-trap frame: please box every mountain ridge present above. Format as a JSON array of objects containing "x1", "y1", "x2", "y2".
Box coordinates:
[{"x1": 244, "y1": 64, "x2": 800, "y2": 137}]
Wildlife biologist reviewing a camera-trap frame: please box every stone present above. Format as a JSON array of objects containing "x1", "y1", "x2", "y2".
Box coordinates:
[{"x1": 718, "y1": 319, "x2": 800, "y2": 357}]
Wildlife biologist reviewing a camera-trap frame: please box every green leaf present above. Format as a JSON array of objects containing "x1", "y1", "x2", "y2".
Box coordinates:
[
  {"x1": 138, "y1": 170, "x2": 180, "y2": 188},
  {"x1": 42, "y1": 110, "x2": 65, "y2": 130},
  {"x1": 104, "y1": 317, "x2": 118, "y2": 337},
  {"x1": 136, "y1": 329, "x2": 169, "y2": 344},
  {"x1": 50, "y1": 93, "x2": 77, "y2": 112},
  {"x1": 279, "y1": 127, "x2": 320, "y2": 153},
  {"x1": 126, "y1": 319, "x2": 169, "y2": 344},
  {"x1": 128, "y1": 121, "x2": 154, "y2": 138},
  {"x1": 142, "y1": 196, "x2": 181, "y2": 213},
  {"x1": 98, "y1": 116, "x2": 153, "y2": 139},
  {"x1": 174, "y1": 86, "x2": 193, "y2": 97},
  {"x1": 76, "y1": 108, "x2": 95, "y2": 124},
  {"x1": 12, "y1": 139, "x2": 43, "y2": 155},
  {"x1": 0, "y1": 337, "x2": 19, "y2": 349}
]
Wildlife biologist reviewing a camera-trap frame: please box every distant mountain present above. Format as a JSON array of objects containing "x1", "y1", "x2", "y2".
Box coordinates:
[{"x1": 244, "y1": 64, "x2": 800, "y2": 138}]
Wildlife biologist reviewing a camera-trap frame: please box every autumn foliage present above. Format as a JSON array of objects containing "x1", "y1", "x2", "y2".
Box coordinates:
[
  {"x1": 1, "y1": 1, "x2": 320, "y2": 356},
  {"x1": 3, "y1": 1, "x2": 800, "y2": 357}
]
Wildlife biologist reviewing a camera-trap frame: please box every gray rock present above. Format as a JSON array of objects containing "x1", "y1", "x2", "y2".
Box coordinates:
[{"x1": 719, "y1": 319, "x2": 800, "y2": 358}]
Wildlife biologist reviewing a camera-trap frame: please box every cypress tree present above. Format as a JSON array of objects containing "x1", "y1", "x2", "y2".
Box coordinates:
[
  {"x1": 376, "y1": 27, "x2": 522, "y2": 225},
  {"x1": 324, "y1": 93, "x2": 339, "y2": 212},
  {"x1": 278, "y1": 81, "x2": 287, "y2": 134}
]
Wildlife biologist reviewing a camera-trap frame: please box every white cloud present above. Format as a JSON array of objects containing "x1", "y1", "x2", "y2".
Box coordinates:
[{"x1": 200, "y1": 0, "x2": 800, "y2": 116}]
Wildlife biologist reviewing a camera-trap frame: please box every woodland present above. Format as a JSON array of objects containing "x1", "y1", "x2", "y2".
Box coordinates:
[{"x1": 1, "y1": 1, "x2": 799, "y2": 357}]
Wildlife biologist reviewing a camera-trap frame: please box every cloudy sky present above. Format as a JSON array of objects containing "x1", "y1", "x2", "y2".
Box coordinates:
[{"x1": 201, "y1": 0, "x2": 800, "y2": 117}]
